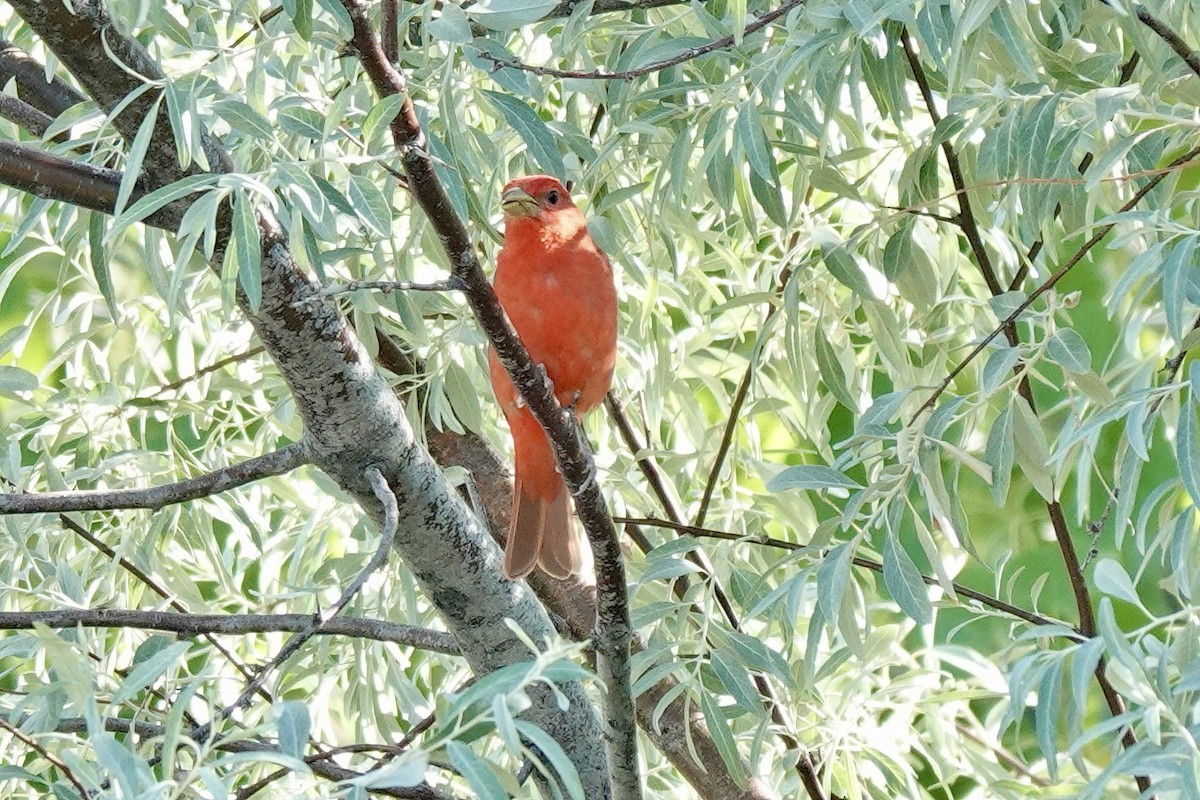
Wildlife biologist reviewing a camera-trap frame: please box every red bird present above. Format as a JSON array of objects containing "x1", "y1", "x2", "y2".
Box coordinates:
[{"x1": 488, "y1": 176, "x2": 618, "y2": 579}]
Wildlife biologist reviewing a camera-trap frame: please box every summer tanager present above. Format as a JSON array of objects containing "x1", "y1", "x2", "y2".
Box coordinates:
[{"x1": 487, "y1": 175, "x2": 618, "y2": 579}]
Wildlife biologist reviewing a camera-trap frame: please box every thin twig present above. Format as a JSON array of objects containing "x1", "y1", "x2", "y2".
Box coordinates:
[
  {"x1": 899, "y1": 26, "x2": 1004, "y2": 298},
  {"x1": 476, "y1": 0, "x2": 806, "y2": 81},
  {"x1": 0, "y1": 443, "x2": 310, "y2": 514},
  {"x1": 1128, "y1": 3, "x2": 1200, "y2": 80},
  {"x1": 614, "y1": 515, "x2": 1077, "y2": 633},
  {"x1": 0, "y1": 715, "x2": 92, "y2": 799},
  {"x1": 0, "y1": 609, "x2": 457, "y2": 654},
  {"x1": 210, "y1": 465, "x2": 400, "y2": 727},
  {"x1": 134, "y1": 345, "x2": 267, "y2": 400}
]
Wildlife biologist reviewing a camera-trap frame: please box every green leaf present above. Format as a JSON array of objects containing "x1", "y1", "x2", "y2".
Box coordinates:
[
  {"x1": 116, "y1": 94, "x2": 164, "y2": 217},
  {"x1": 0, "y1": 366, "x2": 39, "y2": 394},
  {"x1": 1045, "y1": 328, "x2": 1092, "y2": 374},
  {"x1": 348, "y1": 174, "x2": 393, "y2": 237},
  {"x1": 883, "y1": 531, "x2": 932, "y2": 625},
  {"x1": 1179, "y1": 385, "x2": 1200, "y2": 508},
  {"x1": 709, "y1": 649, "x2": 762, "y2": 714},
  {"x1": 232, "y1": 191, "x2": 263, "y2": 311},
  {"x1": 982, "y1": 345, "x2": 1020, "y2": 393},
  {"x1": 513, "y1": 721, "x2": 585, "y2": 800},
  {"x1": 699, "y1": 693, "x2": 748, "y2": 789},
  {"x1": 214, "y1": 99, "x2": 275, "y2": 140},
  {"x1": 447, "y1": 742, "x2": 507, "y2": 800},
  {"x1": 277, "y1": 107, "x2": 326, "y2": 139},
  {"x1": 817, "y1": 542, "x2": 855, "y2": 625},
  {"x1": 482, "y1": 91, "x2": 565, "y2": 178},
  {"x1": 276, "y1": 701, "x2": 310, "y2": 758},
  {"x1": 428, "y1": 3, "x2": 473, "y2": 42},
  {"x1": 282, "y1": 0, "x2": 313, "y2": 39},
  {"x1": 735, "y1": 103, "x2": 774, "y2": 183},
  {"x1": 1162, "y1": 235, "x2": 1197, "y2": 344},
  {"x1": 362, "y1": 94, "x2": 409, "y2": 148},
  {"x1": 814, "y1": 326, "x2": 858, "y2": 410},
  {"x1": 87, "y1": 211, "x2": 118, "y2": 320},
  {"x1": 467, "y1": 0, "x2": 558, "y2": 30},
  {"x1": 1093, "y1": 558, "x2": 1140, "y2": 607},
  {"x1": 984, "y1": 403, "x2": 1014, "y2": 504},
  {"x1": 767, "y1": 465, "x2": 861, "y2": 492},
  {"x1": 1035, "y1": 659, "x2": 1063, "y2": 780},
  {"x1": 112, "y1": 640, "x2": 190, "y2": 705}
]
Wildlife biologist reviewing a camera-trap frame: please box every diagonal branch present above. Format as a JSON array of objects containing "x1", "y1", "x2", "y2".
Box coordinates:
[
  {"x1": 911, "y1": 145, "x2": 1200, "y2": 422},
  {"x1": 477, "y1": 0, "x2": 806, "y2": 81},
  {"x1": 336, "y1": 3, "x2": 641, "y2": 796},
  {"x1": 0, "y1": 38, "x2": 86, "y2": 118},
  {"x1": 0, "y1": 442, "x2": 309, "y2": 514}
]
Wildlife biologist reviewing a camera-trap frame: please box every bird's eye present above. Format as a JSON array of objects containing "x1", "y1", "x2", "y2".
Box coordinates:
[{"x1": 546, "y1": 190, "x2": 560, "y2": 205}]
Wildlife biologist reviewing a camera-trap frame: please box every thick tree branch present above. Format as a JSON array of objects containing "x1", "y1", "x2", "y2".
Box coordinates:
[
  {"x1": 1128, "y1": 3, "x2": 1200, "y2": 79},
  {"x1": 0, "y1": 609, "x2": 458, "y2": 654},
  {"x1": 0, "y1": 92, "x2": 53, "y2": 137},
  {"x1": 0, "y1": 139, "x2": 182, "y2": 228},
  {"x1": 0, "y1": 442, "x2": 309, "y2": 514},
  {"x1": 0, "y1": 38, "x2": 86, "y2": 118}
]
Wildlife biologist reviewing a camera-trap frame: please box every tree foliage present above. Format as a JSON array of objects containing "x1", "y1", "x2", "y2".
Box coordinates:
[{"x1": 0, "y1": 0, "x2": 1199, "y2": 798}]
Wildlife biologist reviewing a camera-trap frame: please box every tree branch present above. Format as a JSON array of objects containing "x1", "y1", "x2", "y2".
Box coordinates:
[
  {"x1": 1129, "y1": 3, "x2": 1200, "y2": 80},
  {"x1": 336, "y1": 3, "x2": 640, "y2": 796},
  {"x1": 476, "y1": 0, "x2": 806, "y2": 81},
  {"x1": 910, "y1": 145, "x2": 1200, "y2": 422},
  {"x1": 0, "y1": 92, "x2": 53, "y2": 137},
  {"x1": 0, "y1": 442, "x2": 309, "y2": 514},
  {"x1": 0, "y1": 38, "x2": 86, "y2": 118},
  {"x1": 0, "y1": 609, "x2": 458, "y2": 654}
]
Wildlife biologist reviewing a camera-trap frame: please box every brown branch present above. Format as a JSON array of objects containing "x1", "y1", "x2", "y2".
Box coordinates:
[
  {"x1": 476, "y1": 0, "x2": 807, "y2": 80},
  {"x1": 899, "y1": 27, "x2": 1004, "y2": 299},
  {"x1": 0, "y1": 609, "x2": 458, "y2": 653},
  {"x1": 910, "y1": 145, "x2": 1200, "y2": 422},
  {"x1": 0, "y1": 443, "x2": 309, "y2": 514},
  {"x1": 1130, "y1": 3, "x2": 1200, "y2": 80},
  {"x1": 615, "y1": 515, "x2": 1078, "y2": 633},
  {"x1": 0, "y1": 39, "x2": 86, "y2": 118},
  {"x1": 695, "y1": 268, "x2": 789, "y2": 527},
  {"x1": 0, "y1": 140, "x2": 184, "y2": 229},
  {"x1": 0, "y1": 93, "x2": 53, "y2": 137}
]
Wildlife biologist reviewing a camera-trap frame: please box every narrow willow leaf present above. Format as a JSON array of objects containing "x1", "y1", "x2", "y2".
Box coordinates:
[
  {"x1": 117, "y1": 94, "x2": 164, "y2": 217},
  {"x1": 1179, "y1": 385, "x2": 1200, "y2": 508},
  {"x1": 883, "y1": 531, "x2": 932, "y2": 625},
  {"x1": 1093, "y1": 558, "x2": 1140, "y2": 607},
  {"x1": 232, "y1": 192, "x2": 262, "y2": 311},
  {"x1": 735, "y1": 103, "x2": 774, "y2": 183},
  {"x1": 348, "y1": 174, "x2": 393, "y2": 237},
  {"x1": 512, "y1": 721, "x2": 585, "y2": 800},
  {"x1": 87, "y1": 211, "x2": 118, "y2": 320},
  {"x1": 1162, "y1": 235, "x2": 1197, "y2": 344},
  {"x1": 817, "y1": 542, "x2": 855, "y2": 625},
  {"x1": 467, "y1": 0, "x2": 558, "y2": 30},
  {"x1": 767, "y1": 464, "x2": 861, "y2": 492},
  {"x1": 482, "y1": 91, "x2": 565, "y2": 178},
  {"x1": 984, "y1": 403, "x2": 1014, "y2": 504},
  {"x1": 276, "y1": 701, "x2": 310, "y2": 758},
  {"x1": 362, "y1": 94, "x2": 409, "y2": 147},
  {"x1": 214, "y1": 99, "x2": 275, "y2": 140},
  {"x1": 709, "y1": 649, "x2": 763, "y2": 714},
  {"x1": 982, "y1": 345, "x2": 1020, "y2": 393},
  {"x1": 699, "y1": 693, "x2": 748, "y2": 789},
  {"x1": 1036, "y1": 659, "x2": 1063, "y2": 780},
  {"x1": 112, "y1": 640, "x2": 190, "y2": 705},
  {"x1": 447, "y1": 742, "x2": 506, "y2": 800}
]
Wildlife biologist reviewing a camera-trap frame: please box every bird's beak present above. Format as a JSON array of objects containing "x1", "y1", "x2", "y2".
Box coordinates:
[{"x1": 500, "y1": 186, "x2": 539, "y2": 217}]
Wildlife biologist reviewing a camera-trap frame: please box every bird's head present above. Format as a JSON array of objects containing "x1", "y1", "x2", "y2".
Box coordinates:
[{"x1": 500, "y1": 175, "x2": 578, "y2": 221}]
